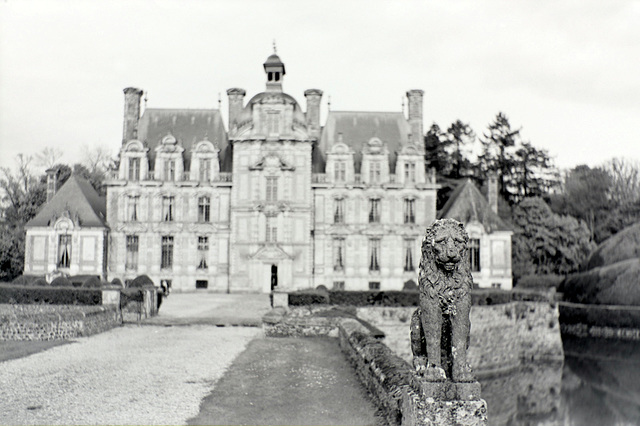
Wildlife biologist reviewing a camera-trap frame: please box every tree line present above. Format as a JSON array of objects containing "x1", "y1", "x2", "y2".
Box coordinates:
[
  {"x1": 426, "y1": 112, "x2": 640, "y2": 282},
  {"x1": 0, "y1": 147, "x2": 112, "y2": 281}
]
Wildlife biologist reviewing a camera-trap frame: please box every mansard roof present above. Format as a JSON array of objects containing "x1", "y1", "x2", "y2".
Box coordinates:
[
  {"x1": 137, "y1": 108, "x2": 229, "y2": 171},
  {"x1": 438, "y1": 179, "x2": 511, "y2": 233},
  {"x1": 318, "y1": 111, "x2": 411, "y2": 173},
  {"x1": 26, "y1": 175, "x2": 106, "y2": 228},
  {"x1": 234, "y1": 91, "x2": 307, "y2": 132}
]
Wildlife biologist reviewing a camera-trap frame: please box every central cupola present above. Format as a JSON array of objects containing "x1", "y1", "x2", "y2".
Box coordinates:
[{"x1": 263, "y1": 48, "x2": 286, "y2": 92}]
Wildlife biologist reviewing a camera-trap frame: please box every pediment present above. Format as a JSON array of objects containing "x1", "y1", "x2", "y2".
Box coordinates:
[
  {"x1": 250, "y1": 244, "x2": 293, "y2": 261},
  {"x1": 249, "y1": 154, "x2": 295, "y2": 171}
]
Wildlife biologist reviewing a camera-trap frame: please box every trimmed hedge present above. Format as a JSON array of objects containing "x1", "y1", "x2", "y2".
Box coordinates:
[
  {"x1": 0, "y1": 284, "x2": 102, "y2": 305},
  {"x1": 287, "y1": 288, "x2": 554, "y2": 307},
  {"x1": 50, "y1": 276, "x2": 72, "y2": 287},
  {"x1": 559, "y1": 302, "x2": 640, "y2": 329},
  {"x1": 128, "y1": 274, "x2": 154, "y2": 288},
  {"x1": 516, "y1": 274, "x2": 565, "y2": 290}
]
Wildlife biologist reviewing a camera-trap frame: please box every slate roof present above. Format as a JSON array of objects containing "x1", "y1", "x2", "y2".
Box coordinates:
[
  {"x1": 317, "y1": 111, "x2": 411, "y2": 173},
  {"x1": 136, "y1": 108, "x2": 229, "y2": 172},
  {"x1": 438, "y1": 179, "x2": 511, "y2": 233},
  {"x1": 26, "y1": 175, "x2": 107, "y2": 228}
]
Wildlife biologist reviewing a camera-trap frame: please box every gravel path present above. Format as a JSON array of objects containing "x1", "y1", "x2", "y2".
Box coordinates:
[{"x1": 0, "y1": 324, "x2": 261, "y2": 425}]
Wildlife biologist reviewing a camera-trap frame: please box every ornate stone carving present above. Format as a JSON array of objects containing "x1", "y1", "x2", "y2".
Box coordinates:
[{"x1": 411, "y1": 218, "x2": 475, "y2": 383}]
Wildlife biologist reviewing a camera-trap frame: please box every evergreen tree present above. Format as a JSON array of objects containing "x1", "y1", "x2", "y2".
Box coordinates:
[
  {"x1": 445, "y1": 120, "x2": 475, "y2": 179},
  {"x1": 511, "y1": 141, "x2": 560, "y2": 203},
  {"x1": 477, "y1": 112, "x2": 520, "y2": 202}
]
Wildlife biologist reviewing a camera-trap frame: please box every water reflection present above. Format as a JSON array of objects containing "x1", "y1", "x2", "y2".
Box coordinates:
[{"x1": 480, "y1": 336, "x2": 640, "y2": 426}]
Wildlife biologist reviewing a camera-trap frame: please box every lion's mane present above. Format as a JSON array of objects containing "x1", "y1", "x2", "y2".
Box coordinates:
[{"x1": 418, "y1": 219, "x2": 473, "y2": 315}]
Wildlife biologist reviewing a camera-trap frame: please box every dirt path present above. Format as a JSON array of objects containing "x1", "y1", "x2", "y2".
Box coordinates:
[{"x1": 188, "y1": 337, "x2": 382, "y2": 426}]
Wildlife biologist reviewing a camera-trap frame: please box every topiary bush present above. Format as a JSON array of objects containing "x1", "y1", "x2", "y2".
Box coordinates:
[
  {"x1": 516, "y1": 274, "x2": 565, "y2": 290},
  {"x1": 0, "y1": 284, "x2": 102, "y2": 305},
  {"x1": 50, "y1": 276, "x2": 72, "y2": 287},
  {"x1": 110, "y1": 278, "x2": 124, "y2": 288},
  {"x1": 81, "y1": 276, "x2": 102, "y2": 288},
  {"x1": 128, "y1": 274, "x2": 154, "y2": 288}
]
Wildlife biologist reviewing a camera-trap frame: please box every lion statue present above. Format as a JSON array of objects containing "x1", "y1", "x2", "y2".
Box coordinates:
[{"x1": 410, "y1": 218, "x2": 475, "y2": 382}]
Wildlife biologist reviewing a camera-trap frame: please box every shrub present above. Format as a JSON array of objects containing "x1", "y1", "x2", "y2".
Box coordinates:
[
  {"x1": 81, "y1": 276, "x2": 102, "y2": 288},
  {"x1": 516, "y1": 274, "x2": 564, "y2": 290},
  {"x1": 31, "y1": 278, "x2": 49, "y2": 286},
  {"x1": 68, "y1": 275, "x2": 100, "y2": 287},
  {"x1": 288, "y1": 289, "x2": 328, "y2": 306},
  {"x1": 559, "y1": 303, "x2": 640, "y2": 329},
  {"x1": 111, "y1": 278, "x2": 124, "y2": 288},
  {"x1": 0, "y1": 284, "x2": 101, "y2": 305},
  {"x1": 128, "y1": 274, "x2": 154, "y2": 288},
  {"x1": 561, "y1": 259, "x2": 640, "y2": 306},
  {"x1": 50, "y1": 276, "x2": 72, "y2": 287},
  {"x1": 11, "y1": 275, "x2": 42, "y2": 286},
  {"x1": 470, "y1": 290, "x2": 512, "y2": 306}
]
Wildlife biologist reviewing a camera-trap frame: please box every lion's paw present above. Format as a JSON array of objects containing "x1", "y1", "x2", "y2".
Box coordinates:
[
  {"x1": 413, "y1": 356, "x2": 427, "y2": 375},
  {"x1": 423, "y1": 365, "x2": 447, "y2": 382},
  {"x1": 452, "y1": 363, "x2": 475, "y2": 383}
]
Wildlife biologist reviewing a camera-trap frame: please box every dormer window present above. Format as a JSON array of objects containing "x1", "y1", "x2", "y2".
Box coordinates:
[
  {"x1": 57, "y1": 234, "x2": 72, "y2": 268},
  {"x1": 128, "y1": 158, "x2": 140, "y2": 181},
  {"x1": 164, "y1": 160, "x2": 176, "y2": 181},
  {"x1": 405, "y1": 162, "x2": 416, "y2": 183},
  {"x1": 267, "y1": 111, "x2": 280, "y2": 135},
  {"x1": 334, "y1": 161, "x2": 346, "y2": 182},
  {"x1": 369, "y1": 162, "x2": 381, "y2": 184},
  {"x1": 199, "y1": 159, "x2": 211, "y2": 182}
]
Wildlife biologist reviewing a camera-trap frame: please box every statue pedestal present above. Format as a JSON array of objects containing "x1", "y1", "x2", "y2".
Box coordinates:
[
  {"x1": 405, "y1": 378, "x2": 487, "y2": 425},
  {"x1": 412, "y1": 377, "x2": 481, "y2": 401}
]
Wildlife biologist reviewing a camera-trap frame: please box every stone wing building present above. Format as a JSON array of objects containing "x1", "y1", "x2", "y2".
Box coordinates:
[
  {"x1": 24, "y1": 173, "x2": 108, "y2": 280},
  {"x1": 438, "y1": 177, "x2": 513, "y2": 289},
  {"x1": 24, "y1": 52, "x2": 513, "y2": 292}
]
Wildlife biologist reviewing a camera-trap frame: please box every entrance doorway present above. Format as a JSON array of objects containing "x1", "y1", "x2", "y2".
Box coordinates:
[{"x1": 270, "y1": 264, "x2": 278, "y2": 291}]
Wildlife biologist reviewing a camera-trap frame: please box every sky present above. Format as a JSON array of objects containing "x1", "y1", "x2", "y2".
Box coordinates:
[{"x1": 1, "y1": 0, "x2": 639, "y2": 175}]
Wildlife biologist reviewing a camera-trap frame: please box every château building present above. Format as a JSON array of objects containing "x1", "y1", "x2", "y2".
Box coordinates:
[{"x1": 23, "y1": 52, "x2": 512, "y2": 291}]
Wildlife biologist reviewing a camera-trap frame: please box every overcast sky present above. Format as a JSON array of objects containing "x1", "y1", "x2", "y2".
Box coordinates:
[{"x1": 1, "y1": 0, "x2": 639, "y2": 175}]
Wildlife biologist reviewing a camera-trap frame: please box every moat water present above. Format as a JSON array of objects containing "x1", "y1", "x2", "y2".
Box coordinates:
[{"x1": 480, "y1": 335, "x2": 640, "y2": 426}]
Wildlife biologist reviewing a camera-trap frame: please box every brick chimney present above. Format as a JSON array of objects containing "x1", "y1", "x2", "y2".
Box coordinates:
[
  {"x1": 406, "y1": 90, "x2": 424, "y2": 146},
  {"x1": 46, "y1": 168, "x2": 57, "y2": 202},
  {"x1": 304, "y1": 89, "x2": 323, "y2": 138},
  {"x1": 226, "y1": 88, "x2": 246, "y2": 131},
  {"x1": 122, "y1": 87, "x2": 143, "y2": 144},
  {"x1": 488, "y1": 173, "x2": 499, "y2": 215}
]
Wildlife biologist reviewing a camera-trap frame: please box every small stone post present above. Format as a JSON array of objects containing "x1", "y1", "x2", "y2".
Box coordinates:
[{"x1": 409, "y1": 218, "x2": 487, "y2": 425}]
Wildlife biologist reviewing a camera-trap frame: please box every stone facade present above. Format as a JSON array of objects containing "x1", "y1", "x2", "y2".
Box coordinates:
[{"x1": 104, "y1": 52, "x2": 439, "y2": 292}]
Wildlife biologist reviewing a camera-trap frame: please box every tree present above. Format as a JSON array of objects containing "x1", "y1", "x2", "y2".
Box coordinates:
[
  {"x1": 445, "y1": 120, "x2": 475, "y2": 179},
  {"x1": 425, "y1": 123, "x2": 449, "y2": 174},
  {"x1": 511, "y1": 141, "x2": 560, "y2": 203},
  {"x1": 35, "y1": 147, "x2": 63, "y2": 170},
  {"x1": 477, "y1": 112, "x2": 520, "y2": 202},
  {"x1": 0, "y1": 155, "x2": 47, "y2": 281},
  {"x1": 550, "y1": 165, "x2": 611, "y2": 242},
  {"x1": 512, "y1": 197, "x2": 595, "y2": 280}
]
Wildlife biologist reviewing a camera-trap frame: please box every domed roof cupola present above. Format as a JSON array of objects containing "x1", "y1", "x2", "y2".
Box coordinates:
[{"x1": 263, "y1": 43, "x2": 286, "y2": 93}]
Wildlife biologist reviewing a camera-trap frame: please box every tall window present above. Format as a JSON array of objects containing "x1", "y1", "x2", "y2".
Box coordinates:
[
  {"x1": 369, "y1": 239, "x2": 380, "y2": 271},
  {"x1": 266, "y1": 177, "x2": 278, "y2": 202},
  {"x1": 404, "y1": 199, "x2": 415, "y2": 224},
  {"x1": 57, "y1": 234, "x2": 72, "y2": 268},
  {"x1": 197, "y1": 236, "x2": 209, "y2": 270},
  {"x1": 404, "y1": 239, "x2": 415, "y2": 272},
  {"x1": 164, "y1": 159, "x2": 176, "y2": 181},
  {"x1": 198, "y1": 196, "x2": 211, "y2": 222},
  {"x1": 126, "y1": 235, "x2": 139, "y2": 270},
  {"x1": 369, "y1": 198, "x2": 380, "y2": 223},
  {"x1": 334, "y1": 198, "x2": 345, "y2": 224},
  {"x1": 369, "y1": 161, "x2": 381, "y2": 184},
  {"x1": 405, "y1": 162, "x2": 416, "y2": 183},
  {"x1": 334, "y1": 161, "x2": 346, "y2": 182},
  {"x1": 199, "y1": 159, "x2": 211, "y2": 182},
  {"x1": 126, "y1": 195, "x2": 139, "y2": 222},
  {"x1": 266, "y1": 217, "x2": 277, "y2": 243},
  {"x1": 162, "y1": 196, "x2": 174, "y2": 222},
  {"x1": 267, "y1": 111, "x2": 280, "y2": 135},
  {"x1": 470, "y1": 238, "x2": 481, "y2": 272},
  {"x1": 128, "y1": 158, "x2": 140, "y2": 181},
  {"x1": 161, "y1": 236, "x2": 174, "y2": 269},
  {"x1": 333, "y1": 238, "x2": 345, "y2": 271}
]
